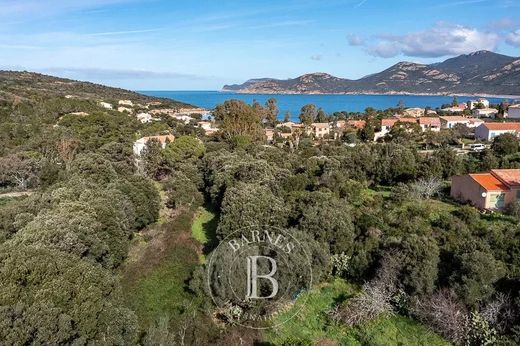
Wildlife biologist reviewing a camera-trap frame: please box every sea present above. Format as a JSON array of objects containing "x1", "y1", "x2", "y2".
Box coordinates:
[{"x1": 139, "y1": 90, "x2": 517, "y2": 122}]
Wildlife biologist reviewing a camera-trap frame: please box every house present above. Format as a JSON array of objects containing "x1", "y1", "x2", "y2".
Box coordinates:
[
  {"x1": 119, "y1": 100, "x2": 134, "y2": 107},
  {"x1": 346, "y1": 120, "x2": 366, "y2": 129},
  {"x1": 468, "y1": 98, "x2": 490, "y2": 110},
  {"x1": 439, "y1": 116, "x2": 471, "y2": 129},
  {"x1": 473, "y1": 108, "x2": 498, "y2": 118},
  {"x1": 133, "y1": 134, "x2": 175, "y2": 156},
  {"x1": 198, "y1": 121, "x2": 219, "y2": 135},
  {"x1": 118, "y1": 106, "x2": 133, "y2": 114},
  {"x1": 136, "y1": 112, "x2": 155, "y2": 123},
  {"x1": 508, "y1": 104, "x2": 520, "y2": 119},
  {"x1": 310, "y1": 123, "x2": 330, "y2": 138},
  {"x1": 418, "y1": 117, "x2": 441, "y2": 132},
  {"x1": 475, "y1": 122, "x2": 520, "y2": 141},
  {"x1": 171, "y1": 114, "x2": 194, "y2": 124},
  {"x1": 441, "y1": 104, "x2": 467, "y2": 113},
  {"x1": 99, "y1": 102, "x2": 113, "y2": 110},
  {"x1": 468, "y1": 118, "x2": 485, "y2": 128},
  {"x1": 451, "y1": 169, "x2": 520, "y2": 210},
  {"x1": 265, "y1": 128, "x2": 275, "y2": 142},
  {"x1": 403, "y1": 108, "x2": 425, "y2": 118}
]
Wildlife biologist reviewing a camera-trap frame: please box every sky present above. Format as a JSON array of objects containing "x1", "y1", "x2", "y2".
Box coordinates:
[{"x1": 0, "y1": 0, "x2": 519, "y2": 90}]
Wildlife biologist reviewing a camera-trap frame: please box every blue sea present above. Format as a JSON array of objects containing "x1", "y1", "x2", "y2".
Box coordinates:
[{"x1": 140, "y1": 90, "x2": 515, "y2": 121}]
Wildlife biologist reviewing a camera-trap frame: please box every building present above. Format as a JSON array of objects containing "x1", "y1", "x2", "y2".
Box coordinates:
[
  {"x1": 346, "y1": 120, "x2": 366, "y2": 129},
  {"x1": 133, "y1": 134, "x2": 175, "y2": 156},
  {"x1": 441, "y1": 105, "x2": 466, "y2": 113},
  {"x1": 265, "y1": 128, "x2": 275, "y2": 142},
  {"x1": 375, "y1": 118, "x2": 418, "y2": 140},
  {"x1": 119, "y1": 100, "x2": 134, "y2": 106},
  {"x1": 467, "y1": 98, "x2": 490, "y2": 110},
  {"x1": 310, "y1": 123, "x2": 330, "y2": 138},
  {"x1": 118, "y1": 106, "x2": 133, "y2": 114},
  {"x1": 403, "y1": 107, "x2": 425, "y2": 118},
  {"x1": 198, "y1": 121, "x2": 219, "y2": 135},
  {"x1": 468, "y1": 118, "x2": 485, "y2": 128},
  {"x1": 451, "y1": 169, "x2": 520, "y2": 210},
  {"x1": 473, "y1": 108, "x2": 498, "y2": 118},
  {"x1": 418, "y1": 117, "x2": 441, "y2": 132},
  {"x1": 508, "y1": 104, "x2": 520, "y2": 119},
  {"x1": 99, "y1": 102, "x2": 113, "y2": 110},
  {"x1": 475, "y1": 122, "x2": 520, "y2": 141},
  {"x1": 136, "y1": 113, "x2": 155, "y2": 123},
  {"x1": 439, "y1": 116, "x2": 471, "y2": 129}
]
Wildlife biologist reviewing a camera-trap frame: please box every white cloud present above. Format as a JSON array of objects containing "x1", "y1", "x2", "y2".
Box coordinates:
[
  {"x1": 310, "y1": 54, "x2": 323, "y2": 61},
  {"x1": 39, "y1": 67, "x2": 200, "y2": 80},
  {"x1": 366, "y1": 23, "x2": 500, "y2": 58},
  {"x1": 506, "y1": 29, "x2": 520, "y2": 47},
  {"x1": 347, "y1": 34, "x2": 364, "y2": 46}
]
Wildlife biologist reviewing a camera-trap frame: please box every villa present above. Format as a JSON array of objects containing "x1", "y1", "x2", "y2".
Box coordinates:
[
  {"x1": 475, "y1": 122, "x2": 520, "y2": 141},
  {"x1": 508, "y1": 104, "x2": 520, "y2": 119},
  {"x1": 451, "y1": 169, "x2": 520, "y2": 210},
  {"x1": 133, "y1": 134, "x2": 175, "y2": 156}
]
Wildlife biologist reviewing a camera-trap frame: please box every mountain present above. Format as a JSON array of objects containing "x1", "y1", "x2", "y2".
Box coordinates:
[
  {"x1": 223, "y1": 51, "x2": 520, "y2": 96},
  {"x1": 0, "y1": 70, "x2": 193, "y2": 108}
]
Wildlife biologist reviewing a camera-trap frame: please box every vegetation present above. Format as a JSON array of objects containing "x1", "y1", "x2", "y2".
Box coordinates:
[{"x1": 1, "y1": 74, "x2": 519, "y2": 345}]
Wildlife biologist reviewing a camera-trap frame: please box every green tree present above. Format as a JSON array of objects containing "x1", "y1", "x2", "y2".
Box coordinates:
[
  {"x1": 492, "y1": 133, "x2": 519, "y2": 156},
  {"x1": 265, "y1": 98, "x2": 279, "y2": 126},
  {"x1": 213, "y1": 100, "x2": 265, "y2": 142},
  {"x1": 299, "y1": 104, "x2": 318, "y2": 125},
  {"x1": 164, "y1": 135, "x2": 205, "y2": 166}
]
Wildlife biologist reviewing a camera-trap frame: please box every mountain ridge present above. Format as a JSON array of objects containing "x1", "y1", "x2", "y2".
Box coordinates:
[{"x1": 223, "y1": 51, "x2": 520, "y2": 96}]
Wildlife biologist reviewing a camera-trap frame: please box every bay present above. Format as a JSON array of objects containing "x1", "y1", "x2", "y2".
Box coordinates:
[{"x1": 139, "y1": 90, "x2": 515, "y2": 121}]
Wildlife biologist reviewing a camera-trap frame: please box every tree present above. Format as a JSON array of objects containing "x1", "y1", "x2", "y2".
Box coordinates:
[
  {"x1": 316, "y1": 108, "x2": 327, "y2": 122},
  {"x1": 141, "y1": 139, "x2": 167, "y2": 179},
  {"x1": 0, "y1": 153, "x2": 40, "y2": 190},
  {"x1": 265, "y1": 98, "x2": 279, "y2": 126},
  {"x1": 0, "y1": 245, "x2": 137, "y2": 345},
  {"x1": 299, "y1": 104, "x2": 318, "y2": 125},
  {"x1": 283, "y1": 111, "x2": 291, "y2": 122},
  {"x1": 164, "y1": 135, "x2": 205, "y2": 166},
  {"x1": 213, "y1": 100, "x2": 265, "y2": 142},
  {"x1": 452, "y1": 96, "x2": 459, "y2": 107},
  {"x1": 217, "y1": 183, "x2": 288, "y2": 239},
  {"x1": 492, "y1": 133, "x2": 519, "y2": 156}
]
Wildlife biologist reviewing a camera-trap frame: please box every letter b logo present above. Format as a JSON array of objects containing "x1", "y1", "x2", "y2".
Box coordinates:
[{"x1": 246, "y1": 256, "x2": 279, "y2": 299}]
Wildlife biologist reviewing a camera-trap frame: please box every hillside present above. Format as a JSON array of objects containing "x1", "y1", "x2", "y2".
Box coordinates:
[
  {"x1": 0, "y1": 70, "x2": 193, "y2": 108},
  {"x1": 223, "y1": 50, "x2": 520, "y2": 96}
]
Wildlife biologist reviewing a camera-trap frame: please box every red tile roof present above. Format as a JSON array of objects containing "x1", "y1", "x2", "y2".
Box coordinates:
[
  {"x1": 470, "y1": 173, "x2": 508, "y2": 191},
  {"x1": 491, "y1": 169, "x2": 520, "y2": 187},
  {"x1": 347, "y1": 120, "x2": 366, "y2": 129},
  {"x1": 439, "y1": 116, "x2": 469, "y2": 122},
  {"x1": 419, "y1": 117, "x2": 441, "y2": 126},
  {"x1": 381, "y1": 118, "x2": 416, "y2": 126},
  {"x1": 482, "y1": 122, "x2": 520, "y2": 131}
]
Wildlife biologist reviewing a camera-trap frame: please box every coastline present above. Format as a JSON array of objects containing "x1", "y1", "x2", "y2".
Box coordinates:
[{"x1": 221, "y1": 89, "x2": 520, "y2": 99}]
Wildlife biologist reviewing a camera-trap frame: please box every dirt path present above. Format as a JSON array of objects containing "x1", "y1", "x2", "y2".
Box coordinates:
[{"x1": 0, "y1": 190, "x2": 34, "y2": 198}]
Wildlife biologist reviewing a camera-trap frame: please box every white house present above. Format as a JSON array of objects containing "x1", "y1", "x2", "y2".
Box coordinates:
[
  {"x1": 508, "y1": 104, "x2": 520, "y2": 119},
  {"x1": 119, "y1": 100, "x2": 134, "y2": 106},
  {"x1": 439, "y1": 116, "x2": 470, "y2": 129},
  {"x1": 118, "y1": 106, "x2": 133, "y2": 114},
  {"x1": 475, "y1": 123, "x2": 520, "y2": 141},
  {"x1": 99, "y1": 102, "x2": 113, "y2": 109},
  {"x1": 310, "y1": 123, "x2": 331, "y2": 138},
  {"x1": 136, "y1": 112, "x2": 155, "y2": 123},
  {"x1": 468, "y1": 98, "x2": 490, "y2": 110},
  {"x1": 133, "y1": 134, "x2": 175, "y2": 156},
  {"x1": 198, "y1": 121, "x2": 219, "y2": 135},
  {"x1": 418, "y1": 117, "x2": 441, "y2": 132},
  {"x1": 473, "y1": 108, "x2": 498, "y2": 118}
]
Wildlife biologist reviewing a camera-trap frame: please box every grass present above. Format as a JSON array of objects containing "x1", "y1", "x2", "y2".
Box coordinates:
[
  {"x1": 191, "y1": 206, "x2": 217, "y2": 245},
  {"x1": 266, "y1": 279, "x2": 450, "y2": 346},
  {"x1": 121, "y1": 208, "x2": 203, "y2": 327}
]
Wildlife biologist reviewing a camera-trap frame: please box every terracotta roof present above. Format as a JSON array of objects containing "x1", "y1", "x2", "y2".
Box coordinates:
[
  {"x1": 419, "y1": 117, "x2": 441, "y2": 126},
  {"x1": 347, "y1": 120, "x2": 366, "y2": 129},
  {"x1": 509, "y1": 104, "x2": 520, "y2": 109},
  {"x1": 439, "y1": 116, "x2": 469, "y2": 122},
  {"x1": 482, "y1": 122, "x2": 520, "y2": 131},
  {"x1": 470, "y1": 173, "x2": 508, "y2": 191},
  {"x1": 381, "y1": 118, "x2": 416, "y2": 126},
  {"x1": 491, "y1": 169, "x2": 520, "y2": 187}
]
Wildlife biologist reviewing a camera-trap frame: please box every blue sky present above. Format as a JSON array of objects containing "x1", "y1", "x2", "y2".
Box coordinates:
[{"x1": 0, "y1": 0, "x2": 519, "y2": 90}]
